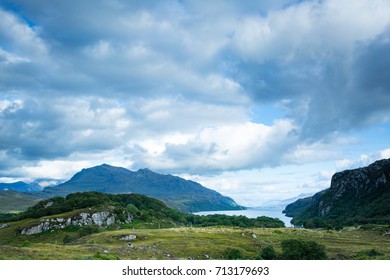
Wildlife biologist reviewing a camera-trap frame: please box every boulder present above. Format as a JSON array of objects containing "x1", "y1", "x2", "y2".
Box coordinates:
[{"x1": 120, "y1": 234, "x2": 137, "y2": 241}]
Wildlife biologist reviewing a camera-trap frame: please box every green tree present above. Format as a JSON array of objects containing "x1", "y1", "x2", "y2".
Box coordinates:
[
  {"x1": 260, "y1": 245, "x2": 277, "y2": 260},
  {"x1": 223, "y1": 248, "x2": 243, "y2": 260},
  {"x1": 281, "y1": 239, "x2": 327, "y2": 260}
]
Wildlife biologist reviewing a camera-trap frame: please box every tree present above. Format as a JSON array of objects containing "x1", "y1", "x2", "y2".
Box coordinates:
[
  {"x1": 281, "y1": 239, "x2": 327, "y2": 260},
  {"x1": 260, "y1": 245, "x2": 277, "y2": 260},
  {"x1": 223, "y1": 248, "x2": 243, "y2": 260}
]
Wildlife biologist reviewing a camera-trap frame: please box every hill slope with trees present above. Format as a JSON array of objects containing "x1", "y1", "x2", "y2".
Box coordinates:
[{"x1": 284, "y1": 158, "x2": 390, "y2": 228}]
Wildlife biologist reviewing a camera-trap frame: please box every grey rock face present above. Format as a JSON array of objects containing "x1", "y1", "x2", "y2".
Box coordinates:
[
  {"x1": 317, "y1": 158, "x2": 390, "y2": 216},
  {"x1": 21, "y1": 210, "x2": 119, "y2": 235},
  {"x1": 92, "y1": 211, "x2": 115, "y2": 226},
  {"x1": 21, "y1": 221, "x2": 51, "y2": 235}
]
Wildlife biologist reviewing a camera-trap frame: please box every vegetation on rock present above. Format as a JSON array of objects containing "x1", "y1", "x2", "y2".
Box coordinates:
[{"x1": 284, "y1": 158, "x2": 390, "y2": 228}]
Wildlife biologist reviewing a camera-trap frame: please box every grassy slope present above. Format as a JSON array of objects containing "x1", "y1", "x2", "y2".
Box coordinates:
[
  {"x1": 0, "y1": 191, "x2": 42, "y2": 213},
  {"x1": 1, "y1": 224, "x2": 389, "y2": 260}
]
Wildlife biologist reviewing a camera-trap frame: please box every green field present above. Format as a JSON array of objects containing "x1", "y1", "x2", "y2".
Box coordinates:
[{"x1": 1, "y1": 223, "x2": 389, "y2": 260}]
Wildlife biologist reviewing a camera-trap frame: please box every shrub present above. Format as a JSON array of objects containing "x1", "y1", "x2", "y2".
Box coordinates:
[
  {"x1": 93, "y1": 251, "x2": 119, "y2": 260},
  {"x1": 260, "y1": 245, "x2": 277, "y2": 260},
  {"x1": 126, "y1": 204, "x2": 140, "y2": 216},
  {"x1": 281, "y1": 239, "x2": 327, "y2": 260},
  {"x1": 63, "y1": 235, "x2": 73, "y2": 244},
  {"x1": 21, "y1": 240, "x2": 32, "y2": 247},
  {"x1": 63, "y1": 225, "x2": 80, "y2": 232},
  {"x1": 355, "y1": 249, "x2": 383, "y2": 259},
  {"x1": 79, "y1": 225, "x2": 100, "y2": 237},
  {"x1": 223, "y1": 248, "x2": 243, "y2": 260}
]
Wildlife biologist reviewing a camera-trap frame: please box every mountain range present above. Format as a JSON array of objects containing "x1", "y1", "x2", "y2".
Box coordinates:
[
  {"x1": 0, "y1": 179, "x2": 62, "y2": 192},
  {"x1": 0, "y1": 164, "x2": 243, "y2": 213},
  {"x1": 284, "y1": 158, "x2": 390, "y2": 227}
]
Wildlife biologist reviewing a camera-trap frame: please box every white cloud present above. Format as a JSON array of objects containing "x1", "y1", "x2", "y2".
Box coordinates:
[
  {"x1": 18, "y1": 160, "x2": 92, "y2": 180},
  {"x1": 84, "y1": 40, "x2": 113, "y2": 58},
  {"x1": 232, "y1": 0, "x2": 390, "y2": 62},
  {"x1": 336, "y1": 148, "x2": 390, "y2": 170},
  {"x1": 380, "y1": 148, "x2": 390, "y2": 159},
  {"x1": 0, "y1": 8, "x2": 48, "y2": 57},
  {"x1": 0, "y1": 99, "x2": 23, "y2": 113},
  {"x1": 128, "y1": 119, "x2": 297, "y2": 173},
  {"x1": 0, "y1": 0, "x2": 389, "y2": 210}
]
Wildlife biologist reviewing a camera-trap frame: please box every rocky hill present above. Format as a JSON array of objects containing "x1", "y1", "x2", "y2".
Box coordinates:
[
  {"x1": 0, "y1": 192, "x2": 179, "y2": 235},
  {"x1": 284, "y1": 158, "x2": 390, "y2": 228},
  {"x1": 42, "y1": 164, "x2": 244, "y2": 213},
  {"x1": 0, "y1": 192, "x2": 283, "y2": 240}
]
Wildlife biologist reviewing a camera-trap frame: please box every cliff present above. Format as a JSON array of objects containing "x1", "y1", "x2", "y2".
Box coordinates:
[{"x1": 284, "y1": 158, "x2": 390, "y2": 227}]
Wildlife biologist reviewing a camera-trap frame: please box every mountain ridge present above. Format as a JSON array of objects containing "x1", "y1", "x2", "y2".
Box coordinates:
[{"x1": 41, "y1": 164, "x2": 244, "y2": 213}]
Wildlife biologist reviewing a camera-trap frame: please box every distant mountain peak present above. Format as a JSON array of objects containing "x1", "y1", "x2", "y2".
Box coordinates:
[
  {"x1": 137, "y1": 168, "x2": 152, "y2": 172},
  {"x1": 99, "y1": 163, "x2": 115, "y2": 168},
  {"x1": 136, "y1": 168, "x2": 157, "y2": 176}
]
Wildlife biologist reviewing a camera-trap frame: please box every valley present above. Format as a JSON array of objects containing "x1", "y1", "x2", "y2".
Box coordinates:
[{"x1": 1, "y1": 159, "x2": 390, "y2": 260}]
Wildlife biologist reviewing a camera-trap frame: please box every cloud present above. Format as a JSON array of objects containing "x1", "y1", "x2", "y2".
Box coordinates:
[
  {"x1": 0, "y1": 0, "x2": 389, "y2": 183},
  {"x1": 128, "y1": 119, "x2": 298, "y2": 174},
  {"x1": 229, "y1": 0, "x2": 390, "y2": 140},
  {"x1": 335, "y1": 148, "x2": 390, "y2": 171}
]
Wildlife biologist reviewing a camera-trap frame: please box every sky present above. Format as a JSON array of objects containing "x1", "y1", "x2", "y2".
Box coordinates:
[{"x1": 1, "y1": 0, "x2": 390, "y2": 206}]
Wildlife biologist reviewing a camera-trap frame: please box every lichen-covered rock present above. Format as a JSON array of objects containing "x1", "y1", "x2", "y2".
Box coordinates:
[
  {"x1": 21, "y1": 221, "x2": 51, "y2": 235},
  {"x1": 92, "y1": 211, "x2": 115, "y2": 226},
  {"x1": 20, "y1": 210, "x2": 118, "y2": 235}
]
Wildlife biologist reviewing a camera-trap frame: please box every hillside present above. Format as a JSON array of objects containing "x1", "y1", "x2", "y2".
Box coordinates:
[
  {"x1": 0, "y1": 192, "x2": 388, "y2": 260},
  {"x1": 42, "y1": 164, "x2": 243, "y2": 213},
  {"x1": 0, "y1": 192, "x2": 283, "y2": 239},
  {"x1": 0, "y1": 190, "x2": 42, "y2": 213},
  {"x1": 284, "y1": 158, "x2": 390, "y2": 228}
]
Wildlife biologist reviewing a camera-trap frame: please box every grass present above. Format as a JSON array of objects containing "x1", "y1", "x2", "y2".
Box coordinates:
[{"x1": 1, "y1": 223, "x2": 390, "y2": 260}]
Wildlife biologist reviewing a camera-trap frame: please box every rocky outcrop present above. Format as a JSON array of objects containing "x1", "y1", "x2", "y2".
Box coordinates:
[
  {"x1": 284, "y1": 158, "x2": 390, "y2": 226},
  {"x1": 316, "y1": 158, "x2": 390, "y2": 217},
  {"x1": 20, "y1": 210, "x2": 131, "y2": 235},
  {"x1": 119, "y1": 234, "x2": 137, "y2": 241}
]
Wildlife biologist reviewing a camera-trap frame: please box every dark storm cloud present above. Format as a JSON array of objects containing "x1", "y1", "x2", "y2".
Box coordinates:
[
  {"x1": 353, "y1": 30, "x2": 390, "y2": 106},
  {"x1": 300, "y1": 29, "x2": 390, "y2": 140}
]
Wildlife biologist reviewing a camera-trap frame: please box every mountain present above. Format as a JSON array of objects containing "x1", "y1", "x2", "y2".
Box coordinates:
[
  {"x1": 259, "y1": 193, "x2": 315, "y2": 208},
  {"x1": 42, "y1": 164, "x2": 244, "y2": 213},
  {"x1": 0, "y1": 179, "x2": 61, "y2": 192},
  {"x1": 0, "y1": 181, "x2": 38, "y2": 192},
  {"x1": 284, "y1": 158, "x2": 390, "y2": 227},
  {"x1": 28, "y1": 179, "x2": 63, "y2": 191}
]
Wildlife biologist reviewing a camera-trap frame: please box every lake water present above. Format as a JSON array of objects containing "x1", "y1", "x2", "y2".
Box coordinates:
[{"x1": 194, "y1": 207, "x2": 293, "y2": 227}]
